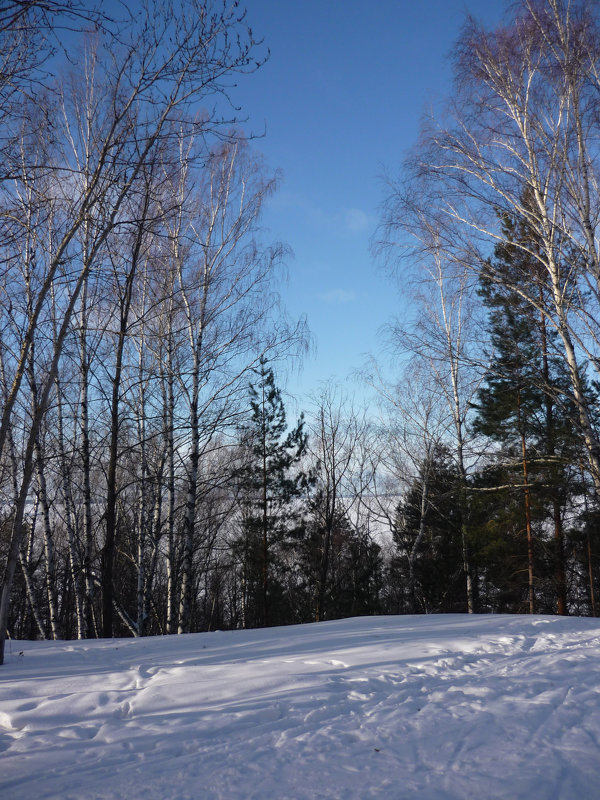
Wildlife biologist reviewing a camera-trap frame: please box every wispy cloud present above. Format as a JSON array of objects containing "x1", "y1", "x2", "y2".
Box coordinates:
[
  {"x1": 269, "y1": 193, "x2": 372, "y2": 236},
  {"x1": 342, "y1": 208, "x2": 370, "y2": 233},
  {"x1": 318, "y1": 289, "x2": 357, "y2": 304}
]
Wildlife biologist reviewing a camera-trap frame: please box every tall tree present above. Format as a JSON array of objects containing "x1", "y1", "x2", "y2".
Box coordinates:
[
  {"x1": 473, "y1": 209, "x2": 584, "y2": 613},
  {"x1": 235, "y1": 361, "x2": 310, "y2": 628},
  {"x1": 306, "y1": 386, "x2": 367, "y2": 622},
  {"x1": 381, "y1": 0, "x2": 600, "y2": 497},
  {"x1": 0, "y1": 0, "x2": 266, "y2": 663},
  {"x1": 169, "y1": 137, "x2": 303, "y2": 634}
]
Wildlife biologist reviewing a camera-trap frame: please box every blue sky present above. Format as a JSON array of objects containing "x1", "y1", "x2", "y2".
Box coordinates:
[{"x1": 231, "y1": 0, "x2": 507, "y2": 406}]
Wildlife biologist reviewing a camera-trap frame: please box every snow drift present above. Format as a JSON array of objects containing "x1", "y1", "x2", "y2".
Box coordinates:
[{"x1": 1, "y1": 614, "x2": 599, "y2": 799}]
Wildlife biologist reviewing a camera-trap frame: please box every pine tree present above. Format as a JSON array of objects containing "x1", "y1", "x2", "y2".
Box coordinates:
[
  {"x1": 235, "y1": 360, "x2": 311, "y2": 628},
  {"x1": 473, "y1": 208, "x2": 581, "y2": 613}
]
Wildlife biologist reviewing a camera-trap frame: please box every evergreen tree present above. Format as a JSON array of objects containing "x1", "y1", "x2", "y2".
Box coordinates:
[
  {"x1": 234, "y1": 360, "x2": 311, "y2": 628},
  {"x1": 473, "y1": 208, "x2": 582, "y2": 613},
  {"x1": 300, "y1": 503, "x2": 382, "y2": 621},
  {"x1": 393, "y1": 444, "x2": 465, "y2": 613}
]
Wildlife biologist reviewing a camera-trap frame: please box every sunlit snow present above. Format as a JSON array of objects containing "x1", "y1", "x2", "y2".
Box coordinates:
[{"x1": 1, "y1": 614, "x2": 599, "y2": 799}]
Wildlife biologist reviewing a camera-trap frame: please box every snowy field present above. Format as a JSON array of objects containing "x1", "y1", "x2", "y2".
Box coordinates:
[{"x1": 1, "y1": 615, "x2": 600, "y2": 800}]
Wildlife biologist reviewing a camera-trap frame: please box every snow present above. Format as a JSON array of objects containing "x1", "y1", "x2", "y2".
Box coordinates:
[{"x1": 1, "y1": 615, "x2": 600, "y2": 799}]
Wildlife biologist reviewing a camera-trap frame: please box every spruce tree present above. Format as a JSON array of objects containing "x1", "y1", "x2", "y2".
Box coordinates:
[{"x1": 235, "y1": 360, "x2": 310, "y2": 627}]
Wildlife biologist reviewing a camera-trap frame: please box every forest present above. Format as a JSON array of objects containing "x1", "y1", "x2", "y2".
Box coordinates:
[{"x1": 1, "y1": 0, "x2": 600, "y2": 665}]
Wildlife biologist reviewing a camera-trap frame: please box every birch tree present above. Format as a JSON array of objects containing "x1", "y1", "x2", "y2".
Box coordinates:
[
  {"x1": 172, "y1": 140, "x2": 304, "y2": 633},
  {"x1": 0, "y1": 0, "x2": 265, "y2": 664},
  {"x1": 381, "y1": 0, "x2": 600, "y2": 493},
  {"x1": 366, "y1": 364, "x2": 455, "y2": 613},
  {"x1": 307, "y1": 386, "x2": 368, "y2": 621}
]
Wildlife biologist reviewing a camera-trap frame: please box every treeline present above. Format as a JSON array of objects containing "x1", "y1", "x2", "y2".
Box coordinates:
[
  {"x1": 375, "y1": 0, "x2": 600, "y2": 620},
  {"x1": 6, "y1": 327, "x2": 600, "y2": 649},
  {"x1": 4, "y1": 355, "x2": 385, "y2": 642},
  {"x1": 0, "y1": 0, "x2": 304, "y2": 661},
  {"x1": 3, "y1": 1, "x2": 600, "y2": 658}
]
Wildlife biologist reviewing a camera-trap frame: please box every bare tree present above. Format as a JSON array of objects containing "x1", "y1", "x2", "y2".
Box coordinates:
[
  {"x1": 307, "y1": 385, "x2": 369, "y2": 621},
  {"x1": 171, "y1": 138, "x2": 304, "y2": 634},
  {"x1": 0, "y1": 0, "x2": 265, "y2": 663},
  {"x1": 385, "y1": 241, "x2": 483, "y2": 611},
  {"x1": 365, "y1": 361, "x2": 455, "y2": 613}
]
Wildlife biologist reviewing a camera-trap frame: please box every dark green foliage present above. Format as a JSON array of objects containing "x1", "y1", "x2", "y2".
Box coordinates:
[
  {"x1": 392, "y1": 445, "x2": 465, "y2": 613},
  {"x1": 234, "y1": 359, "x2": 312, "y2": 628},
  {"x1": 471, "y1": 207, "x2": 586, "y2": 614},
  {"x1": 468, "y1": 464, "x2": 540, "y2": 613},
  {"x1": 300, "y1": 506, "x2": 382, "y2": 621},
  {"x1": 567, "y1": 485, "x2": 600, "y2": 616},
  {"x1": 474, "y1": 213, "x2": 561, "y2": 452}
]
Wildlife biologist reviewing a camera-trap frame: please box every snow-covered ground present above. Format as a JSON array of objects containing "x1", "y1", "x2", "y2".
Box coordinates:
[{"x1": 1, "y1": 615, "x2": 600, "y2": 800}]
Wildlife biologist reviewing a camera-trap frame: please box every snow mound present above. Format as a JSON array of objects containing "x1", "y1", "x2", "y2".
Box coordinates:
[{"x1": 1, "y1": 614, "x2": 600, "y2": 799}]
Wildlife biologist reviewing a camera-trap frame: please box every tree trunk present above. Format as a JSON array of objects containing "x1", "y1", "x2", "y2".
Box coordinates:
[{"x1": 517, "y1": 391, "x2": 535, "y2": 615}]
